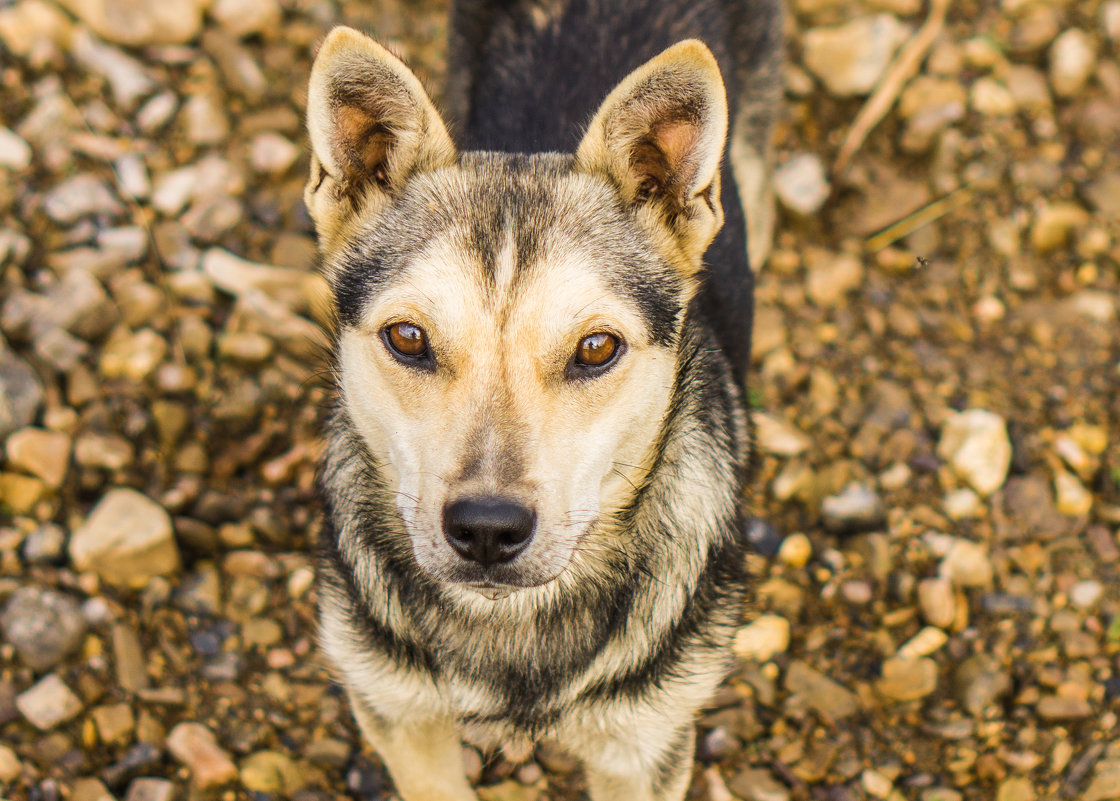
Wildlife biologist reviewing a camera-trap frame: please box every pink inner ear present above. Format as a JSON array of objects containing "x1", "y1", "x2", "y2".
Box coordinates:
[
  {"x1": 652, "y1": 120, "x2": 699, "y2": 174},
  {"x1": 335, "y1": 105, "x2": 393, "y2": 183}
]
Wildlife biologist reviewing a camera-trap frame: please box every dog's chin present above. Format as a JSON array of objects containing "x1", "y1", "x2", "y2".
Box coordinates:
[{"x1": 416, "y1": 556, "x2": 568, "y2": 599}]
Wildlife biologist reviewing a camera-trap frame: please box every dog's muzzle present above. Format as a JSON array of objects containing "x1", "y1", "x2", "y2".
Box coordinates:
[{"x1": 442, "y1": 496, "x2": 536, "y2": 568}]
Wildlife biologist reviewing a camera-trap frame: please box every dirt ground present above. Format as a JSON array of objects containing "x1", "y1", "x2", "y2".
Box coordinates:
[{"x1": 1, "y1": 0, "x2": 1118, "y2": 800}]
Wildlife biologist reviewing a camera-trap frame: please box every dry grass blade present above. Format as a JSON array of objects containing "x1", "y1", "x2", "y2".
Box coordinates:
[{"x1": 864, "y1": 183, "x2": 973, "y2": 251}]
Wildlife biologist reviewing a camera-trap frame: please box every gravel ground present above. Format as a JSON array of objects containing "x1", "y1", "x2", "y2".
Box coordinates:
[{"x1": 1, "y1": 1, "x2": 1119, "y2": 800}]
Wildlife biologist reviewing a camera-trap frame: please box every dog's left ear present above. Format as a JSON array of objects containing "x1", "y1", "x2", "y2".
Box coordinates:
[
  {"x1": 576, "y1": 40, "x2": 728, "y2": 275},
  {"x1": 305, "y1": 27, "x2": 457, "y2": 253}
]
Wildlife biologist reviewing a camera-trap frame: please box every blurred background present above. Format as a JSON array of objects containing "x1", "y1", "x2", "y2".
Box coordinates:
[{"x1": 0, "y1": 0, "x2": 1118, "y2": 799}]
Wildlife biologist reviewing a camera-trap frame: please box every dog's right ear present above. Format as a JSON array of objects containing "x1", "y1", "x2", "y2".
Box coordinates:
[{"x1": 305, "y1": 27, "x2": 457, "y2": 252}]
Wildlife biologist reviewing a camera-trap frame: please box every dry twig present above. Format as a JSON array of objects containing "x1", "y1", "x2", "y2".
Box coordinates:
[{"x1": 832, "y1": 0, "x2": 953, "y2": 179}]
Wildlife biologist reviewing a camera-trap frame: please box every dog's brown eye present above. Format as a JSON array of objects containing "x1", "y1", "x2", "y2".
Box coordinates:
[
  {"x1": 384, "y1": 322, "x2": 428, "y2": 360},
  {"x1": 575, "y1": 332, "x2": 619, "y2": 368}
]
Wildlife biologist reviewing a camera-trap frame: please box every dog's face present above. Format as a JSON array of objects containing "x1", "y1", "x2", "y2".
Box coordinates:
[{"x1": 304, "y1": 29, "x2": 728, "y2": 595}]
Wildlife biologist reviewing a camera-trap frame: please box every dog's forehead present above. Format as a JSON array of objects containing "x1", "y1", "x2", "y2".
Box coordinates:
[{"x1": 333, "y1": 152, "x2": 684, "y2": 342}]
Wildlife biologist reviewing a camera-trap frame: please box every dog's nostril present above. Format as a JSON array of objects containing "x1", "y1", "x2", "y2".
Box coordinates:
[{"x1": 443, "y1": 497, "x2": 536, "y2": 568}]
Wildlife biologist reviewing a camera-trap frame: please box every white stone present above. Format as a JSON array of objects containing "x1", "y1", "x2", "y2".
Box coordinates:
[
  {"x1": 1054, "y1": 469, "x2": 1092, "y2": 517},
  {"x1": 773, "y1": 153, "x2": 830, "y2": 216},
  {"x1": 168, "y1": 722, "x2": 239, "y2": 789},
  {"x1": 136, "y1": 91, "x2": 179, "y2": 133},
  {"x1": 43, "y1": 174, "x2": 124, "y2": 224},
  {"x1": 202, "y1": 248, "x2": 324, "y2": 314},
  {"x1": 210, "y1": 0, "x2": 281, "y2": 38},
  {"x1": 805, "y1": 249, "x2": 863, "y2": 307},
  {"x1": 1054, "y1": 433, "x2": 1094, "y2": 480},
  {"x1": 227, "y1": 291, "x2": 329, "y2": 360},
  {"x1": 1049, "y1": 29, "x2": 1097, "y2": 98},
  {"x1": 1069, "y1": 290, "x2": 1117, "y2": 322},
  {"x1": 802, "y1": 15, "x2": 910, "y2": 96},
  {"x1": 250, "y1": 132, "x2": 299, "y2": 175},
  {"x1": 115, "y1": 154, "x2": 151, "y2": 200},
  {"x1": 943, "y1": 487, "x2": 982, "y2": 520},
  {"x1": 733, "y1": 614, "x2": 791, "y2": 662},
  {"x1": 0, "y1": 0, "x2": 73, "y2": 60},
  {"x1": 1069, "y1": 580, "x2": 1104, "y2": 611},
  {"x1": 937, "y1": 409, "x2": 1011, "y2": 496},
  {"x1": 1103, "y1": 1, "x2": 1120, "y2": 43},
  {"x1": 939, "y1": 539, "x2": 993, "y2": 589},
  {"x1": 879, "y1": 461, "x2": 912, "y2": 491},
  {"x1": 0, "y1": 744, "x2": 21, "y2": 783},
  {"x1": 152, "y1": 165, "x2": 201, "y2": 215},
  {"x1": 0, "y1": 126, "x2": 32, "y2": 170},
  {"x1": 16, "y1": 674, "x2": 83, "y2": 730},
  {"x1": 897, "y1": 626, "x2": 949, "y2": 659},
  {"x1": 71, "y1": 29, "x2": 155, "y2": 112},
  {"x1": 69, "y1": 488, "x2": 180, "y2": 589},
  {"x1": 53, "y1": 0, "x2": 205, "y2": 46},
  {"x1": 970, "y1": 77, "x2": 1016, "y2": 116},
  {"x1": 753, "y1": 412, "x2": 811, "y2": 456},
  {"x1": 862, "y1": 770, "x2": 894, "y2": 799}
]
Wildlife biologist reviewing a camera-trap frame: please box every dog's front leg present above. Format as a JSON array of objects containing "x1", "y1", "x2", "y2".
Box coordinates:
[
  {"x1": 578, "y1": 724, "x2": 696, "y2": 801},
  {"x1": 347, "y1": 689, "x2": 477, "y2": 801}
]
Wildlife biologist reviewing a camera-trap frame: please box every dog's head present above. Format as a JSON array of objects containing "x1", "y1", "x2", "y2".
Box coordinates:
[{"x1": 305, "y1": 28, "x2": 728, "y2": 596}]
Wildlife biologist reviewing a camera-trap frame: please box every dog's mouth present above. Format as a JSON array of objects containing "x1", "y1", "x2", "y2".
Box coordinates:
[
  {"x1": 466, "y1": 583, "x2": 517, "y2": 601},
  {"x1": 437, "y1": 560, "x2": 567, "y2": 597}
]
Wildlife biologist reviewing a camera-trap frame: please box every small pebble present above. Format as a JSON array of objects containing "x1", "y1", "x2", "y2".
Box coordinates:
[
  {"x1": 773, "y1": 153, "x2": 830, "y2": 215},
  {"x1": 16, "y1": 674, "x2": 84, "y2": 730},
  {"x1": 167, "y1": 722, "x2": 239, "y2": 789},
  {"x1": 0, "y1": 126, "x2": 32, "y2": 170},
  {"x1": 877, "y1": 656, "x2": 939, "y2": 701},
  {"x1": 1049, "y1": 29, "x2": 1097, "y2": 98},
  {"x1": 1069, "y1": 580, "x2": 1103, "y2": 610},
  {"x1": 733, "y1": 614, "x2": 791, "y2": 662},
  {"x1": 821, "y1": 482, "x2": 885, "y2": 533},
  {"x1": 0, "y1": 587, "x2": 87, "y2": 672},
  {"x1": 777, "y1": 532, "x2": 812, "y2": 567}
]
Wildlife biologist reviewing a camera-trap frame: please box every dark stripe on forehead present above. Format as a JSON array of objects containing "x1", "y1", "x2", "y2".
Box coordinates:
[{"x1": 333, "y1": 152, "x2": 685, "y2": 345}]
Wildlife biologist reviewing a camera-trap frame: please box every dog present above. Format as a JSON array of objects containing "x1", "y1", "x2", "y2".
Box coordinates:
[{"x1": 303, "y1": 1, "x2": 782, "y2": 798}]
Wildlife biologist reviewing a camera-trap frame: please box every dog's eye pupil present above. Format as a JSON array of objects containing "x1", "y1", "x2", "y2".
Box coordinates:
[
  {"x1": 576, "y1": 332, "x2": 618, "y2": 367},
  {"x1": 386, "y1": 322, "x2": 428, "y2": 358}
]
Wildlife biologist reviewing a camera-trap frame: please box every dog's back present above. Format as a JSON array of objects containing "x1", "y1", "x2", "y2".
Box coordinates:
[{"x1": 445, "y1": 0, "x2": 784, "y2": 383}]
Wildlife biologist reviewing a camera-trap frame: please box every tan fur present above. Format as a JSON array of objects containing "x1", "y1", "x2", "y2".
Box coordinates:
[
  {"x1": 575, "y1": 40, "x2": 728, "y2": 279},
  {"x1": 305, "y1": 27, "x2": 457, "y2": 259}
]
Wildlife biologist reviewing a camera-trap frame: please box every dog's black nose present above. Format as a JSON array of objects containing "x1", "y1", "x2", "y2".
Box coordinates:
[{"x1": 443, "y1": 497, "x2": 536, "y2": 567}]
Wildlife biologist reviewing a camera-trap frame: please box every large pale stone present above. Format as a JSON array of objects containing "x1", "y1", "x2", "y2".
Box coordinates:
[
  {"x1": 69, "y1": 488, "x2": 180, "y2": 588},
  {"x1": 16, "y1": 674, "x2": 83, "y2": 729},
  {"x1": 803, "y1": 15, "x2": 910, "y2": 96},
  {"x1": 937, "y1": 409, "x2": 1011, "y2": 496},
  {"x1": 5, "y1": 427, "x2": 71, "y2": 487},
  {"x1": 53, "y1": 0, "x2": 206, "y2": 46}
]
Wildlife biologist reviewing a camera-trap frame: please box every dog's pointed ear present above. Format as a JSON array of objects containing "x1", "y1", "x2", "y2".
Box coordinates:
[
  {"x1": 305, "y1": 27, "x2": 456, "y2": 250},
  {"x1": 575, "y1": 40, "x2": 728, "y2": 273}
]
